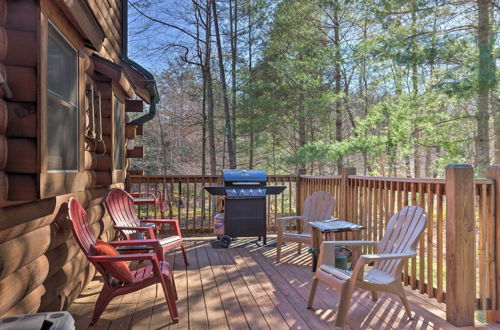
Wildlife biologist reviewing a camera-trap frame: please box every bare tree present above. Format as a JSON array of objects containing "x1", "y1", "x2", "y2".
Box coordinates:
[{"x1": 212, "y1": 0, "x2": 237, "y2": 168}]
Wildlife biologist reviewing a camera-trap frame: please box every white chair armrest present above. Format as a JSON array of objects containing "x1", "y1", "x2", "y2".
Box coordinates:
[
  {"x1": 321, "y1": 240, "x2": 379, "y2": 248},
  {"x1": 277, "y1": 216, "x2": 304, "y2": 234},
  {"x1": 277, "y1": 216, "x2": 304, "y2": 221},
  {"x1": 348, "y1": 251, "x2": 417, "y2": 281},
  {"x1": 359, "y1": 251, "x2": 416, "y2": 262}
]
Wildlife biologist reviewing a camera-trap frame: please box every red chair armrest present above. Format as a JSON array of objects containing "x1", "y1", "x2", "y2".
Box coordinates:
[
  {"x1": 108, "y1": 239, "x2": 165, "y2": 261},
  {"x1": 131, "y1": 192, "x2": 159, "y2": 200},
  {"x1": 113, "y1": 226, "x2": 156, "y2": 239},
  {"x1": 88, "y1": 253, "x2": 156, "y2": 262},
  {"x1": 141, "y1": 219, "x2": 182, "y2": 236}
]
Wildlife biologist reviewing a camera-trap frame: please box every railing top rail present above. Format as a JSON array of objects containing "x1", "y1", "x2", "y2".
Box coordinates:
[
  {"x1": 128, "y1": 175, "x2": 220, "y2": 179},
  {"x1": 348, "y1": 176, "x2": 446, "y2": 184},
  {"x1": 127, "y1": 174, "x2": 493, "y2": 185},
  {"x1": 300, "y1": 175, "x2": 341, "y2": 179},
  {"x1": 127, "y1": 174, "x2": 297, "y2": 182}
]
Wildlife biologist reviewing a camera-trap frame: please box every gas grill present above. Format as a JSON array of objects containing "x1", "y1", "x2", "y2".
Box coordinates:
[{"x1": 204, "y1": 169, "x2": 286, "y2": 247}]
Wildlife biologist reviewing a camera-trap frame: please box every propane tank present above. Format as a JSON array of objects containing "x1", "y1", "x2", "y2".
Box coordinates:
[{"x1": 214, "y1": 212, "x2": 225, "y2": 237}]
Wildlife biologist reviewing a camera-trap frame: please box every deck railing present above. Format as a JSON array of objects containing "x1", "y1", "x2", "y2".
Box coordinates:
[
  {"x1": 126, "y1": 165, "x2": 500, "y2": 324},
  {"x1": 126, "y1": 174, "x2": 297, "y2": 232}
]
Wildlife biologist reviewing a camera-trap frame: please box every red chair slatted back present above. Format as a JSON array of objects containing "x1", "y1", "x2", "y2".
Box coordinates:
[
  {"x1": 68, "y1": 197, "x2": 96, "y2": 256},
  {"x1": 105, "y1": 188, "x2": 141, "y2": 237}
]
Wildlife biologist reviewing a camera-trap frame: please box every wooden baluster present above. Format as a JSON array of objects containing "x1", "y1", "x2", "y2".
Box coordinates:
[
  {"x1": 373, "y1": 180, "x2": 379, "y2": 242},
  {"x1": 289, "y1": 176, "x2": 292, "y2": 217},
  {"x1": 488, "y1": 182, "x2": 496, "y2": 311},
  {"x1": 185, "y1": 177, "x2": 190, "y2": 230},
  {"x1": 378, "y1": 180, "x2": 384, "y2": 240},
  {"x1": 486, "y1": 167, "x2": 498, "y2": 322},
  {"x1": 479, "y1": 183, "x2": 487, "y2": 309},
  {"x1": 427, "y1": 183, "x2": 435, "y2": 298},
  {"x1": 410, "y1": 182, "x2": 417, "y2": 290},
  {"x1": 401, "y1": 181, "x2": 409, "y2": 286},
  {"x1": 177, "y1": 179, "x2": 183, "y2": 229},
  {"x1": 201, "y1": 176, "x2": 206, "y2": 230},
  {"x1": 208, "y1": 177, "x2": 212, "y2": 229},
  {"x1": 486, "y1": 165, "x2": 500, "y2": 323},
  {"x1": 418, "y1": 182, "x2": 425, "y2": 294},
  {"x1": 161, "y1": 179, "x2": 166, "y2": 219},
  {"x1": 169, "y1": 177, "x2": 174, "y2": 219},
  {"x1": 154, "y1": 181, "x2": 159, "y2": 219},
  {"x1": 362, "y1": 179, "x2": 368, "y2": 242},
  {"x1": 436, "y1": 183, "x2": 444, "y2": 302},
  {"x1": 193, "y1": 180, "x2": 197, "y2": 232},
  {"x1": 367, "y1": 180, "x2": 373, "y2": 248},
  {"x1": 275, "y1": 177, "x2": 279, "y2": 221},
  {"x1": 339, "y1": 167, "x2": 355, "y2": 221}
]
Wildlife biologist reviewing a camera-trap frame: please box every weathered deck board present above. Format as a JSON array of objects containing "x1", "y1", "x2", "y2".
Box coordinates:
[{"x1": 69, "y1": 238, "x2": 493, "y2": 330}]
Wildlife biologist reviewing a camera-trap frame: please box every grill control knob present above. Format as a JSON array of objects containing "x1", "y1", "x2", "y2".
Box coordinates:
[
  {"x1": 232, "y1": 189, "x2": 236, "y2": 195},
  {"x1": 249, "y1": 189, "x2": 253, "y2": 195},
  {"x1": 239, "y1": 189, "x2": 244, "y2": 195}
]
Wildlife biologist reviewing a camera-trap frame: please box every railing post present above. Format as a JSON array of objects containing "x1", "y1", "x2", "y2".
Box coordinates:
[
  {"x1": 446, "y1": 164, "x2": 475, "y2": 326},
  {"x1": 339, "y1": 167, "x2": 356, "y2": 220},
  {"x1": 296, "y1": 168, "x2": 306, "y2": 216},
  {"x1": 125, "y1": 175, "x2": 131, "y2": 192},
  {"x1": 487, "y1": 165, "x2": 500, "y2": 323}
]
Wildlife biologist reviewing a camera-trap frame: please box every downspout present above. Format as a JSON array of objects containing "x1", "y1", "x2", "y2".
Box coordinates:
[{"x1": 121, "y1": 0, "x2": 159, "y2": 125}]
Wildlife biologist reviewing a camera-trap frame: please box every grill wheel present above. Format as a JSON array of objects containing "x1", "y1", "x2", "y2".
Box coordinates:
[{"x1": 220, "y1": 235, "x2": 232, "y2": 248}]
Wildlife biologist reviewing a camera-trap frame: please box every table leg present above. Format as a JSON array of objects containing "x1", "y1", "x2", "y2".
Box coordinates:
[
  {"x1": 350, "y1": 231, "x2": 361, "y2": 268},
  {"x1": 312, "y1": 227, "x2": 322, "y2": 272}
]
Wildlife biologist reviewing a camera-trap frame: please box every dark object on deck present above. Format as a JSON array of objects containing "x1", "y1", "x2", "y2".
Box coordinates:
[
  {"x1": 0, "y1": 311, "x2": 74, "y2": 330},
  {"x1": 204, "y1": 169, "x2": 286, "y2": 247}
]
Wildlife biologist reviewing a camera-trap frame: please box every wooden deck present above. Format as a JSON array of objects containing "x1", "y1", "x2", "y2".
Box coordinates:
[{"x1": 69, "y1": 237, "x2": 497, "y2": 330}]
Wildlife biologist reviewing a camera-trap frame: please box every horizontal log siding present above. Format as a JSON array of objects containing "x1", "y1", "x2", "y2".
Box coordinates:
[{"x1": 0, "y1": 0, "x2": 127, "y2": 318}]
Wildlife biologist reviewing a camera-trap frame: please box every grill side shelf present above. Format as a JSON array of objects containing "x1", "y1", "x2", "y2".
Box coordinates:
[
  {"x1": 203, "y1": 186, "x2": 226, "y2": 195},
  {"x1": 266, "y1": 185, "x2": 287, "y2": 195}
]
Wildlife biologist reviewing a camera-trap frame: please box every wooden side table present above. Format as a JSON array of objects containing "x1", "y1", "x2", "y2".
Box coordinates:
[{"x1": 309, "y1": 220, "x2": 365, "y2": 271}]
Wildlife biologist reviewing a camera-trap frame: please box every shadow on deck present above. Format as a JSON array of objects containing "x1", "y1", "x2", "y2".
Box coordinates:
[{"x1": 69, "y1": 237, "x2": 497, "y2": 330}]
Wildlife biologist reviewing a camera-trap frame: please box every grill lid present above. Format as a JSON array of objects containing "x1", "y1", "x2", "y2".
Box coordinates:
[{"x1": 222, "y1": 169, "x2": 267, "y2": 185}]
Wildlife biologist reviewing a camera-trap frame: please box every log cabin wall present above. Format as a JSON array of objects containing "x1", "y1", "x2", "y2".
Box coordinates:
[{"x1": 0, "y1": 0, "x2": 143, "y2": 317}]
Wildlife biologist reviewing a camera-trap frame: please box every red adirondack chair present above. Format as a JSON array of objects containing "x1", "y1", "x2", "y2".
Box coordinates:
[
  {"x1": 68, "y1": 198, "x2": 179, "y2": 324},
  {"x1": 105, "y1": 188, "x2": 189, "y2": 265}
]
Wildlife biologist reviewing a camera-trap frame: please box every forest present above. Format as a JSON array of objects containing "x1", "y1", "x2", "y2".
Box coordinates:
[{"x1": 127, "y1": 0, "x2": 498, "y2": 178}]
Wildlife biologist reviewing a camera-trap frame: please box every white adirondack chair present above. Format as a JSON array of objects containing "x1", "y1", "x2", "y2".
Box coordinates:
[
  {"x1": 307, "y1": 205, "x2": 427, "y2": 328},
  {"x1": 276, "y1": 191, "x2": 336, "y2": 262}
]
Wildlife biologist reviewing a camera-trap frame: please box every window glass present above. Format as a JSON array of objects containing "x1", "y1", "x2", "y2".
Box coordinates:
[
  {"x1": 113, "y1": 95, "x2": 124, "y2": 170},
  {"x1": 47, "y1": 24, "x2": 78, "y2": 171}
]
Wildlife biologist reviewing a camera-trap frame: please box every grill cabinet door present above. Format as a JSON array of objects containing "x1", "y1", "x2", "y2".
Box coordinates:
[{"x1": 224, "y1": 198, "x2": 266, "y2": 238}]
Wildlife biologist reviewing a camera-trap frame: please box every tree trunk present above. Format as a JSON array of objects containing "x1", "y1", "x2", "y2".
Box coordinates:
[
  {"x1": 411, "y1": 2, "x2": 422, "y2": 178},
  {"x1": 298, "y1": 93, "x2": 306, "y2": 169},
  {"x1": 157, "y1": 110, "x2": 169, "y2": 175},
  {"x1": 361, "y1": 18, "x2": 371, "y2": 175},
  {"x1": 476, "y1": 0, "x2": 492, "y2": 176},
  {"x1": 201, "y1": 71, "x2": 207, "y2": 176},
  {"x1": 230, "y1": 0, "x2": 238, "y2": 167},
  {"x1": 334, "y1": 2, "x2": 342, "y2": 173},
  {"x1": 247, "y1": 0, "x2": 254, "y2": 169},
  {"x1": 205, "y1": 0, "x2": 217, "y2": 175},
  {"x1": 212, "y1": 0, "x2": 237, "y2": 169}
]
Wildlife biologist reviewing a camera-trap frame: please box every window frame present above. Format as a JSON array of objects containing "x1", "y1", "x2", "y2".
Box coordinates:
[
  {"x1": 39, "y1": 13, "x2": 86, "y2": 198},
  {"x1": 111, "y1": 87, "x2": 126, "y2": 184},
  {"x1": 46, "y1": 22, "x2": 79, "y2": 173}
]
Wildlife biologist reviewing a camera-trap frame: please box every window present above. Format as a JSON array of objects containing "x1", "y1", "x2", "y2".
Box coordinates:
[
  {"x1": 113, "y1": 95, "x2": 124, "y2": 170},
  {"x1": 46, "y1": 24, "x2": 78, "y2": 171}
]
